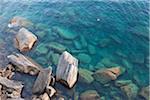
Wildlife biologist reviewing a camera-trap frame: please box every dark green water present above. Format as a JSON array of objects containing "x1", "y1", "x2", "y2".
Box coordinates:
[{"x1": 0, "y1": 0, "x2": 149, "y2": 100}]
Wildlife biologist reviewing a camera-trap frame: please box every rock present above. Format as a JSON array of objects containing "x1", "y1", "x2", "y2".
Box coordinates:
[
  {"x1": 115, "y1": 80, "x2": 132, "y2": 87},
  {"x1": 120, "y1": 82, "x2": 139, "y2": 99},
  {"x1": 7, "y1": 98, "x2": 25, "y2": 100},
  {"x1": 32, "y1": 67, "x2": 52, "y2": 94},
  {"x1": 14, "y1": 28, "x2": 37, "y2": 52},
  {"x1": 109, "y1": 35, "x2": 122, "y2": 44},
  {"x1": 87, "y1": 44, "x2": 96, "y2": 55},
  {"x1": 73, "y1": 40, "x2": 82, "y2": 50},
  {"x1": 100, "y1": 58, "x2": 119, "y2": 67},
  {"x1": 79, "y1": 90, "x2": 100, "y2": 100},
  {"x1": 93, "y1": 67, "x2": 125, "y2": 84},
  {"x1": 77, "y1": 53, "x2": 91, "y2": 64},
  {"x1": 98, "y1": 38, "x2": 111, "y2": 47},
  {"x1": 46, "y1": 86, "x2": 56, "y2": 97},
  {"x1": 51, "y1": 53, "x2": 60, "y2": 65},
  {"x1": 130, "y1": 53, "x2": 144, "y2": 64},
  {"x1": 52, "y1": 27, "x2": 78, "y2": 39},
  {"x1": 35, "y1": 43, "x2": 48, "y2": 55},
  {"x1": 7, "y1": 53, "x2": 42, "y2": 75},
  {"x1": 8, "y1": 16, "x2": 33, "y2": 28},
  {"x1": 115, "y1": 50, "x2": 127, "y2": 58},
  {"x1": 56, "y1": 51, "x2": 78, "y2": 88},
  {"x1": 40, "y1": 93, "x2": 50, "y2": 100},
  {"x1": 79, "y1": 68, "x2": 94, "y2": 84},
  {"x1": 36, "y1": 57, "x2": 47, "y2": 66},
  {"x1": 80, "y1": 35, "x2": 87, "y2": 47},
  {"x1": 36, "y1": 31, "x2": 47, "y2": 38},
  {"x1": 48, "y1": 42, "x2": 66, "y2": 53},
  {"x1": 0, "y1": 76, "x2": 23, "y2": 98},
  {"x1": 139, "y1": 86, "x2": 149, "y2": 100}
]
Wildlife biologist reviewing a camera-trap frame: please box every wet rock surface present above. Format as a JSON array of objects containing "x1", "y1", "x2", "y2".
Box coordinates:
[
  {"x1": 56, "y1": 51, "x2": 78, "y2": 88},
  {"x1": 14, "y1": 28, "x2": 37, "y2": 52},
  {"x1": 139, "y1": 85, "x2": 149, "y2": 100}
]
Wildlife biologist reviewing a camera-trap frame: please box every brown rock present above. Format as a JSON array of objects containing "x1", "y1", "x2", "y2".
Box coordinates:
[
  {"x1": 46, "y1": 86, "x2": 56, "y2": 97},
  {"x1": 7, "y1": 53, "x2": 42, "y2": 75},
  {"x1": 93, "y1": 67, "x2": 125, "y2": 84},
  {"x1": 56, "y1": 51, "x2": 78, "y2": 88},
  {"x1": 32, "y1": 67, "x2": 52, "y2": 94},
  {"x1": 139, "y1": 86, "x2": 149, "y2": 100},
  {"x1": 40, "y1": 93, "x2": 50, "y2": 100},
  {"x1": 14, "y1": 28, "x2": 37, "y2": 52},
  {"x1": 8, "y1": 16, "x2": 33, "y2": 28},
  {"x1": 79, "y1": 90, "x2": 100, "y2": 100}
]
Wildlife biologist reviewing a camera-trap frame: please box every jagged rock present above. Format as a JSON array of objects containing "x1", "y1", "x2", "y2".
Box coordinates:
[
  {"x1": 48, "y1": 42, "x2": 66, "y2": 53},
  {"x1": 93, "y1": 67, "x2": 125, "y2": 84},
  {"x1": 46, "y1": 86, "x2": 56, "y2": 97},
  {"x1": 32, "y1": 67, "x2": 52, "y2": 94},
  {"x1": 120, "y1": 82, "x2": 139, "y2": 99},
  {"x1": 51, "y1": 53, "x2": 60, "y2": 65},
  {"x1": 35, "y1": 43, "x2": 48, "y2": 55},
  {"x1": 79, "y1": 68, "x2": 94, "y2": 84},
  {"x1": 56, "y1": 51, "x2": 78, "y2": 88},
  {"x1": 52, "y1": 27, "x2": 78, "y2": 39},
  {"x1": 0, "y1": 76, "x2": 23, "y2": 98},
  {"x1": 139, "y1": 85, "x2": 149, "y2": 100},
  {"x1": 98, "y1": 38, "x2": 111, "y2": 47},
  {"x1": 8, "y1": 16, "x2": 33, "y2": 28},
  {"x1": 40, "y1": 93, "x2": 50, "y2": 100},
  {"x1": 7, "y1": 53, "x2": 42, "y2": 75},
  {"x1": 77, "y1": 53, "x2": 91, "y2": 64},
  {"x1": 87, "y1": 44, "x2": 96, "y2": 55},
  {"x1": 79, "y1": 90, "x2": 100, "y2": 100},
  {"x1": 14, "y1": 28, "x2": 37, "y2": 52}
]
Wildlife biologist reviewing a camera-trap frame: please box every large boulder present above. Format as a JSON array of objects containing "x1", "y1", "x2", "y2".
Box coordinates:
[
  {"x1": 79, "y1": 68, "x2": 94, "y2": 84},
  {"x1": 56, "y1": 51, "x2": 78, "y2": 88},
  {"x1": 32, "y1": 67, "x2": 52, "y2": 94},
  {"x1": 14, "y1": 28, "x2": 37, "y2": 52},
  {"x1": 139, "y1": 85, "x2": 149, "y2": 100},
  {"x1": 8, "y1": 16, "x2": 33, "y2": 28},
  {"x1": 79, "y1": 90, "x2": 100, "y2": 100},
  {"x1": 93, "y1": 67, "x2": 125, "y2": 84},
  {"x1": 7, "y1": 53, "x2": 42, "y2": 75}
]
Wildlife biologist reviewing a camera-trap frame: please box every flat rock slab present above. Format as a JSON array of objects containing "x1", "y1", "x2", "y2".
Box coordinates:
[
  {"x1": 32, "y1": 67, "x2": 52, "y2": 94},
  {"x1": 7, "y1": 53, "x2": 42, "y2": 75},
  {"x1": 14, "y1": 28, "x2": 37, "y2": 52},
  {"x1": 56, "y1": 51, "x2": 78, "y2": 88},
  {"x1": 0, "y1": 76, "x2": 23, "y2": 90}
]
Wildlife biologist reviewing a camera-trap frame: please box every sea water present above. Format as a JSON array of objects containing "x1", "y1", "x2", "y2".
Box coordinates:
[{"x1": 0, "y1": 0, "x2": 149, "y2": 99}]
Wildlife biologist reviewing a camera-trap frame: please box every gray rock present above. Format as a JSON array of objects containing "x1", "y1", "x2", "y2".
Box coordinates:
[
  {"x1": 56, "y1": 51, "x2": 78, "y2": 88},
  {"x1": 7, "y1": 53, "x2": 42, "y2": 75},
  {"x1": 77, "y1": 53, "x2": 91, "y2": 64},
  {"x1": 32, "y1": 67, "x2": 52, "y2": 94},
  {"x1": 14, "y1": 28, "x2": 37, "y2": 52}
]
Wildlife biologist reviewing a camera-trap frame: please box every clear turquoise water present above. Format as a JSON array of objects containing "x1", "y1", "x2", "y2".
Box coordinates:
[{"x1": 0, "y1": 0, "x2": 149, "y2": 99}]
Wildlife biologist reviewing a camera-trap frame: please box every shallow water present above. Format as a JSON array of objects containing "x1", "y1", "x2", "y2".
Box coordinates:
[{"x1": 0, "y1": 0, "x2": 149, "y2": 100}]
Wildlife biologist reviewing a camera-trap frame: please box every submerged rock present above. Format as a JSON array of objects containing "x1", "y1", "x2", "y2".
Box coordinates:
[
  {"x1": 53, "y1": 27, "x2": 78, "y2": 39},
  {"x1": 109, "y1": 35, "x2": 122, "y2": 44},
  {"x1": 0, "y1": 76, "x2": 23, "y2": 98},
  {"x1": 56, "y1": 51, "x2": 78, "y2": 88},
  {"x1": 80, "y1": 35, "x2": 88, "y2": 48},
  {"x1": 93, "y1": 67, "x2": 125, "y2": 84},
  {"x1": 115, "y1": 80, "x2": 132, "y2": 87},
  {"x1": 77, "y1": 53, "x2": 91, "y2": 64},
  {"x1": 32, "y1": 67, "x2": 52, "y2": 94},
  {"x1": 73, "y1": 40, "x2": 82, "y2": 50},
  {"x1": 79, "y1": 90, "x2": 100, "y2": 100},
  {"x1": 139, "y1": 85, "x2": 149, "y2": 100},
  {"x1": 14, "y1": 28, "x2": 37, "y2": 52},
  {"x1": 7, "y1": 53, "x2": 42, "y2": 75},
  {"x1": 87, "y1": 44, "x2": 96, "y2": 55},
  {"x1": 51, "y1": 53, "x2": 60, "y2": 65},
  {"x1": 35, "y1": 43, "x2": 48, "y2": 55},
  {"x1": 8, "y1": 16, "x2": 33, "y2": 28},
  {"x1": 98, "y1": 38, "x2": 111, "y2": 47},
  {"x1": 48, "y1": 42, "x2": 66, "y2": 53},
  {"x1": 100, "y1": 58, "x2": 119, "y2": 67},
  {"x1": 79, "y1": 68, "x2": 94, "y2": 84}
]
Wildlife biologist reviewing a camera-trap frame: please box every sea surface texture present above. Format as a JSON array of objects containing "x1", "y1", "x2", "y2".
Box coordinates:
[{"x1": 0, "y1": 0, "x2": 149, "y2": 99}]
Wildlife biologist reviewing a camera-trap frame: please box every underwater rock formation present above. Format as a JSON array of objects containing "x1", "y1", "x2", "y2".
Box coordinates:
[
  {"x1": 139, "y1": 85, "x2": 149, "y2": 100},
  {"x1": 48, "y1": 42, "x2": 66, "y2": 53},
  {"x1": 14, "y1": 28, "x2": 37, "y2": 52},
  {"x1": 7, "y1": 53, "x2": 42, "y2": 75},
  {"x1": 79, "y1": 90, "x2": 100, "y2": 100},
  {"x1": 93, "y1": 67, "x2": 125, "y2": 84},
  {"x1": 56, "y1": 51, "x2": 78, "y2": 88},
  {"x1": 8, "y1": 16, "x2": 33, "y2": 28},
  {"x1": 77, "y1": 53, "x2": 91, "y2": 64}
]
